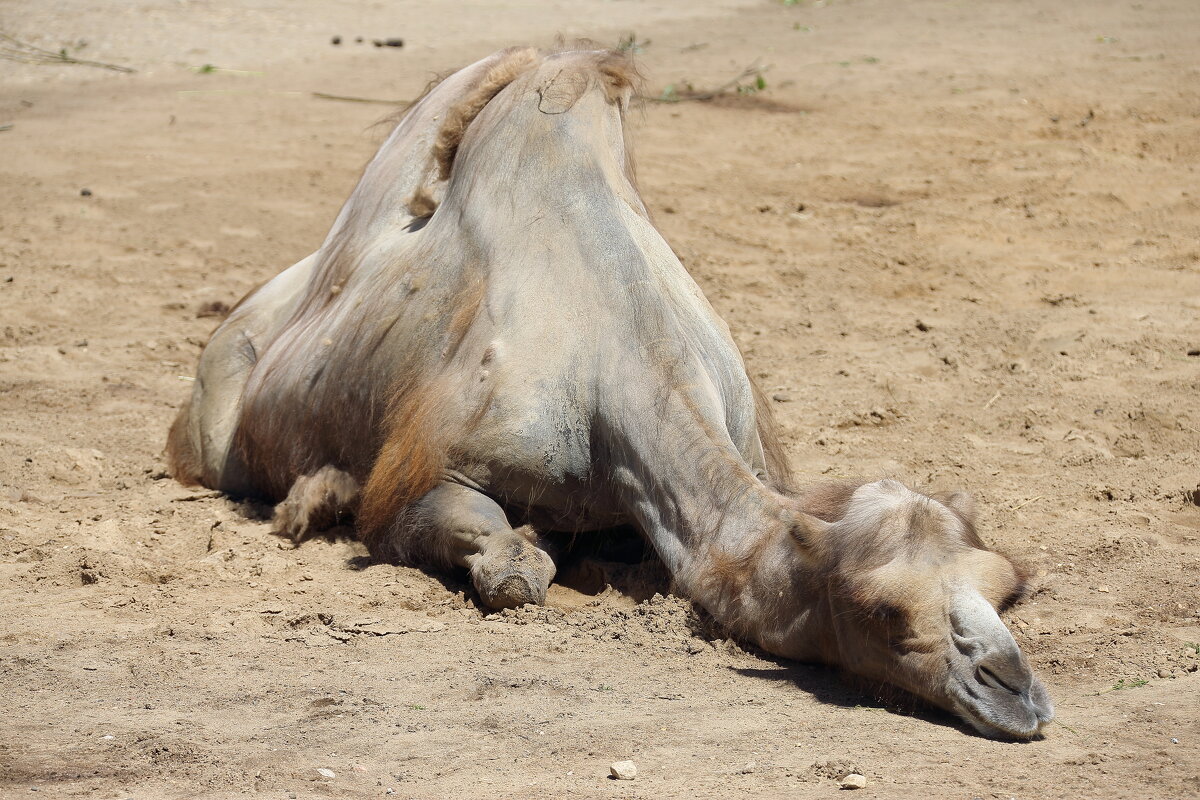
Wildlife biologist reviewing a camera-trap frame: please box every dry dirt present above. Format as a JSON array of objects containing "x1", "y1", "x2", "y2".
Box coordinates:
[{"x1": 2, "y1": 0, "x2": 1199, "y2": 797}]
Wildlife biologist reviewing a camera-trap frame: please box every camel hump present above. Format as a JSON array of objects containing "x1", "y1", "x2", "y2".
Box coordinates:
[
  {"x1": 406, "y1": 47, "x2": 639, "y2": 215},
  {"x1": 430, "y1": 46, "x2": 539, "y2": 182}
]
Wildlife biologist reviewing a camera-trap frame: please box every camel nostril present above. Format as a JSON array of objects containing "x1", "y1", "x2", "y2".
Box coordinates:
[{"x1": 976, "y1": 663, "x2": 1019, "y2": 694}]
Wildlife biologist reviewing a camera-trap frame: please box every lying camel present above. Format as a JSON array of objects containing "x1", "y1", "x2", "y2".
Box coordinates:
[{"x1": 168, "y1": 46, "x2": 1053, "y2": 738}]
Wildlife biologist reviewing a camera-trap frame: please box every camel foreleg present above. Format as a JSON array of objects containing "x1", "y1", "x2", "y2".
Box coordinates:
[{"x1": 370, "y1": 481, "x2": 556, "y2": 609}]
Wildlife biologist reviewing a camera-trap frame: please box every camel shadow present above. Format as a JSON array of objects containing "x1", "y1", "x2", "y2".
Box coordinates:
[
  {"x1": 549, "y1": 528, "x2": 671, "y2": 604},
  {"x1": 218, "y1": 497, "x2": 1036, "y2": 742},
  {"x1": 733, "y1": 657, "x2": 1041, "y2": 741}
]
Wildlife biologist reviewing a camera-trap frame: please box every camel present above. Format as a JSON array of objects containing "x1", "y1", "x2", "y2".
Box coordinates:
[{"x1": 167, "y1": 46, "x2": 1053, "y2": 739}]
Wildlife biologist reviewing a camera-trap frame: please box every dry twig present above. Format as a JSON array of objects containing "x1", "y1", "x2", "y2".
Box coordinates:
[
  {"x1": 309, "y1": 61, "x2": 769, "y2": 110},
  {"x1": 311, "y1": 92, "x2": 411, "y2": 106},
  {"x1": 1010, "y1": 496, "x2": 1044, "y2": 512},
  {"x1": 643, "y1": 61, "x2": 770, "y2": 103},
  {"x1": 0, "y1": 32, "x2": 134, "y2": 73}
]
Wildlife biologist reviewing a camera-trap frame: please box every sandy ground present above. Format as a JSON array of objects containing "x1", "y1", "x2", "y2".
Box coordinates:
[{"x1": 2, "y1": 0, "x2": 1199, "y2": 797}]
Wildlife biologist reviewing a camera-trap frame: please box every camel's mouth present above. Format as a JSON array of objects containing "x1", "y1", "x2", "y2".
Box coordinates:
[{"x1": 948, "y1": 670, "x2": 1054, "y2": 740}]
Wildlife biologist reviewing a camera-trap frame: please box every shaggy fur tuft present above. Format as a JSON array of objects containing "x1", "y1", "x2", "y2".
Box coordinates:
[
  {"x1": 432, "y1": 46, "x2": 539, "y2": 181},
  {"x1": 273, "y1": 465, "x2": 360, "y2": 541}
]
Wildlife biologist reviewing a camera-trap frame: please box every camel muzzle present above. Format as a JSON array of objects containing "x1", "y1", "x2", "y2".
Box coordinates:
[{"x1": 947, "y1": 587, "x2": 1054, "y2": 738}]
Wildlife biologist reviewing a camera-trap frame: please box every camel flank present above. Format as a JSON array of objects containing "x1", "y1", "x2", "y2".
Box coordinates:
[{"x1": 168, "y1": 46, "x2": 1053, "y2": 739}]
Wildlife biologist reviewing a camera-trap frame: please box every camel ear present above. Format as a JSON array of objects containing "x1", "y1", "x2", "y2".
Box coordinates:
[
  {"x1": 934, "y1": 491, "x2": 976, "y2": 523},
  {"x1": 789, "y1": 512, "x2": 832, "y2": 550}
]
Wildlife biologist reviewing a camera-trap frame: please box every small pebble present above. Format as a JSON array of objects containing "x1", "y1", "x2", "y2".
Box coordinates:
[
  {"x1": 316, "y1": 768, "x2": 335, "y2": 778},
  {"x1": 1157, "y1": 668, "x2": 1170, "y2": 678},
  {"x1": 839, "y1": 773, "x2": 867, "y2": 790},
  {"x1": 80, "y1": 188, "x2": 92, "y2": 197},
  {"x1": 331, "y1": 35, "x2": 342, "y2": 45},
  {"x1": 1171, "y1": 737, "x2": 1179, "y2": 744},
  {"x1": 610, "y1": 760, "x2": 636, "y2": 780},
  {"x1": 739, "y1": 761, "x2": 756, "y2": 774},
  {"x1": 772, "y1": 392, "x2": 792, "y2": 403}
]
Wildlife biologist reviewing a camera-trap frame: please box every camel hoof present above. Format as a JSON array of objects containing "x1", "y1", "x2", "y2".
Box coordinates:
[
  {"x1": 480, "y1": 572, "x2": 545, "y2": 609},
  {"x1": 470, "y1": 530, "x2": 554, "y2": 609}
]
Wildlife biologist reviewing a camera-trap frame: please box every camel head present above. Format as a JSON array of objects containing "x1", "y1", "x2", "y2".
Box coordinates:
[{"x1": 795, "y1": 479, "x2": 1053, "y2": 738}]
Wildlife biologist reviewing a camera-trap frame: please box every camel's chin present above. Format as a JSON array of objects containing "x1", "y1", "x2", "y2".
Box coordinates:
[{"x1": 948, "y1": 675, "x2": 1055, "y2": 740}]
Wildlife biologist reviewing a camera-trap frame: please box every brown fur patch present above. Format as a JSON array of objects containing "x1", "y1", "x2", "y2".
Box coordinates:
[
  {"x1": 165, "y1": 403, "x2": 202, "y2": 486},
  {"x1": 704, "y1": 523, "x2": 781, "y2": 590},
  {"x1": 354, "y1": 271, "x2": 486, "y2": 551},
  {"x1": 593, "y1": 49, "x2": 641, "y2": 105},
  {"x1": 796, "y1": 481, "x2": 862, "y2": 523},
  {"x1": 356, "y1": 375, "x2": 455, "y2": 551},
  {"x1": 750, "y1": 378, "x2": 794, "y2": 492},
  {"x1": 444, "y1": 278, "x2": 484, "y2": 357},
  {"x1": 405, "y1": 186, "x2": 438, "y2": 218}
]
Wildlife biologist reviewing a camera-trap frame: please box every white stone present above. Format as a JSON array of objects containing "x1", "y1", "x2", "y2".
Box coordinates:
[
  {"x1": 316, "y1": 768, "x2": 336, "y2": 779},
  {"x1": 610, "y1": 760, "x2": 637, "y2": 780},
  {"x1": 839, "y1": 773, "x2": 867, "y2": 789}
]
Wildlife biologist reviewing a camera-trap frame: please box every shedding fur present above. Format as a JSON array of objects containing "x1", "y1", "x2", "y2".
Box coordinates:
[{"x1": 405, "y1": 186, "x2": 439, "y2": 218}]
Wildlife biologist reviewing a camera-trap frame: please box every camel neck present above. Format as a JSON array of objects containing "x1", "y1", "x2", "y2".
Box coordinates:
[
  {"x1": 601, "y1": 381, "x2": 833, "y2": 660},
  {"x1": 601, "y1": 381, "x2": 773, "y2": 561}
]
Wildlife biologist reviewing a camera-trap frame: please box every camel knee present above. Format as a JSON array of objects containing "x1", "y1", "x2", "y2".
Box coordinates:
[{"x1": 273, "y1": 466, "x2": 360, "y2": 541}]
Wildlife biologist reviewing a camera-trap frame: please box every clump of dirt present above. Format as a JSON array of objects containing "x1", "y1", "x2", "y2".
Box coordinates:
[
  {"x1": 195, "y1": 300, "x2": 232, "y2": 319},
  {"x1": 808, "y1": 758, "x2": 864, "y2": 782}
]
